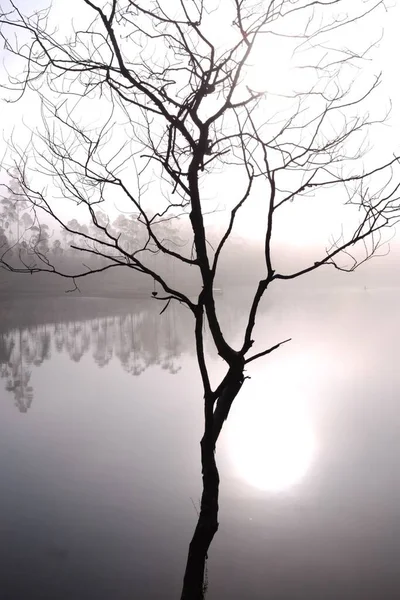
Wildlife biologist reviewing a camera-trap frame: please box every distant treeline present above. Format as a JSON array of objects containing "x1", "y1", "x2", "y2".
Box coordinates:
[
  {"x1": 2, "y1": 240, "x2": 399, "y2": 297},
  {"x1": 1, "y1": 179, "x2": 399, "y2": 296},
  {"x1": 1, "y1": 179, "x2": 277, "y2": 296},
  {"x1": 0, "y1": 235, "x2": 272, "y2": 297}
]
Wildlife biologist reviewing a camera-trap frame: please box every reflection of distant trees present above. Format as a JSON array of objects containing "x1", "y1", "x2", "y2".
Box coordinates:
[
  {"x1": 0, "y1": 306, "x2": 184, "y2": 412},
  {"x1": 113, "y1": 311, "x2": 182, "y2": 375},
  {"x1": 0, "y1": 327, "x2": 51, "y2": 412}
]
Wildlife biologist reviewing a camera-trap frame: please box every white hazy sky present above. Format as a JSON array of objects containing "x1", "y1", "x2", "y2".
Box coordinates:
[{"x1": 1, "y1": 0, "x2": 400, "y2": 250}]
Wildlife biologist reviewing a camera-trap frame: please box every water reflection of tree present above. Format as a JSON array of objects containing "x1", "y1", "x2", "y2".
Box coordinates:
[
  {"x1": 90, "y1": 310, "x2": 182, "y2": 374},
  {"x1": 114, "y1": 311, "x2": 182, "y2": 376},
  {"x1": 0, "y1": 305, "x2": 184, "y2": 411},
  {"x1": 0, "y1": 326, "x2": 51, "y2": 412}
]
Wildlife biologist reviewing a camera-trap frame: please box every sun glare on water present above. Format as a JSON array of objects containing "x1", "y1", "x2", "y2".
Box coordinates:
[{"x1": 226, "y1": 390, "x2": 316, "y2": 493}]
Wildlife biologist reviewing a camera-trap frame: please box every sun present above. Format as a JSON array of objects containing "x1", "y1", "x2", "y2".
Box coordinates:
[{"x1": 225, "y1": 392, "x2": 316, "y2": 493}]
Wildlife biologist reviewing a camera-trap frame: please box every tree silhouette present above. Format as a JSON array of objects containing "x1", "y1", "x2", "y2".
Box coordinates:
[
  {"x1": 0, "y1": 168, "x2": 29, "y2": 242},
  {"x1": 0, "y1": 224, "x2": 10, "y2": 255},
  {"x1": 1, "y1": 1, "x2": 399, "y2": 597}
]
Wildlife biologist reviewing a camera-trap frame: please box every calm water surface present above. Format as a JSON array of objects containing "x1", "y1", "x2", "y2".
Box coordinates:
[{"x1": 0, "y1": 290, "x2": 399, "y2": 599}]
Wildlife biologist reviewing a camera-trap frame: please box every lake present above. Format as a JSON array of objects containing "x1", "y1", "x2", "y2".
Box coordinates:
[{"x1": 1, "y1": 289, "x2": 399, "y2": 599}]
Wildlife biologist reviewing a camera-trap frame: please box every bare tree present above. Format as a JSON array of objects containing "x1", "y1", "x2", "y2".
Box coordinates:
[{"x1": 1, "y1": 1, "x2": 399, "y2": 598}]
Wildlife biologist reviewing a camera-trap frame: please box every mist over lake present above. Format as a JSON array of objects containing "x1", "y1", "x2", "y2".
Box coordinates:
[{"x1": 1, "y1": 287, "x2": 399, "y2": 599}]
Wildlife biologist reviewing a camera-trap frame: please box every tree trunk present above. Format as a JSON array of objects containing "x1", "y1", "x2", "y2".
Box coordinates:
[
  {"x1": 181, "y1": 372, "x2": 244, "y2": 599},
  {"x1": 180, "y1": 433, "x2": 219, "y2": 600}
]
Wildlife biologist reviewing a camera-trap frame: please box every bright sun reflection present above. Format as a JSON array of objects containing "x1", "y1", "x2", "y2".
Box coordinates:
[{"x1": 226, "y1": 393, "x2": 316, "y2": 493}]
